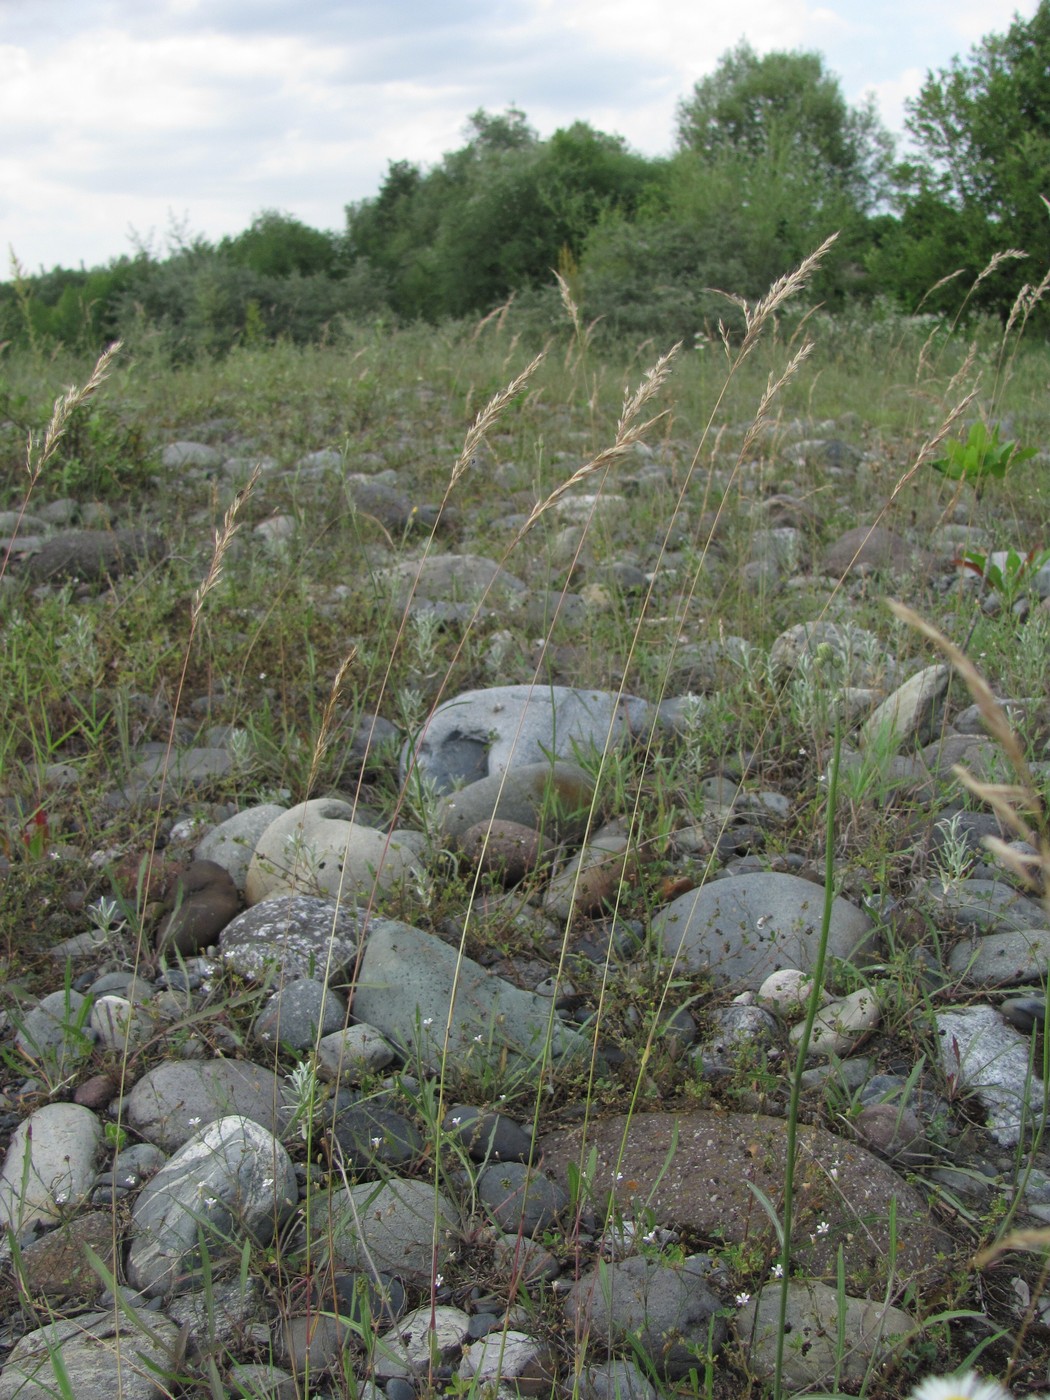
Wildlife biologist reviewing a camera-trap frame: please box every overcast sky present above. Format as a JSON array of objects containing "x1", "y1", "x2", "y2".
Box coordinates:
[{"x1": 1, "y1": 0, "x2": 1037, "y2": 276}]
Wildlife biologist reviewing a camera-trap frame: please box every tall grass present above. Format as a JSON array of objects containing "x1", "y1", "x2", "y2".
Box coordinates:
[{"x1": 1, "y1": 244, "x2": 1049, "y2": 1399}]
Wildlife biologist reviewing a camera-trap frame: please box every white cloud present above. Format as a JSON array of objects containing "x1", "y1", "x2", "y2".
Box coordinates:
[{"x1": 1, "y1": 0, "x2": 1043, "y2": 273}]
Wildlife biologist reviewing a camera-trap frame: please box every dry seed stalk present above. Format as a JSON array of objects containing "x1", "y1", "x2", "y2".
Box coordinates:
[
  {"x1": 518, "y1": 343, "x2": 680, "y2": 533},
  {"x1": 305, "y1": 650, "x2": 357, "y2": 798},
  {"x1": 191, "y1": 463, "x2": 262, "y2": 622},
  {"x1": 449, "y1": 351, "x2": 544, "y2": 489}
]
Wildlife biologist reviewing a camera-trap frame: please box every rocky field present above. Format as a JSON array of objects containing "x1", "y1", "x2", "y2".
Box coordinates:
[{"x1": 0, "y1": 311, "x2": 1049, "y2": 1400}]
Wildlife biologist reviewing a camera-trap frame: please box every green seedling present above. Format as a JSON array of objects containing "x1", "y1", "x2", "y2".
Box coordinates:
[
  {"x1": 932, "y1": 421, "x2": 1037, "y2": 497},
  {"x1": 956, "y1": 545, "x2": 1050, "y2": 609}
]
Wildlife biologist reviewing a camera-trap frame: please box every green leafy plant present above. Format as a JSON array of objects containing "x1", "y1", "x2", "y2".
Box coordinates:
[
  {"x1": 932, "y1": 421, "x2": 1036, "y2": 497},
  {"x1": 956, "y1": 545, "x2": 1050, "y2": 609}
]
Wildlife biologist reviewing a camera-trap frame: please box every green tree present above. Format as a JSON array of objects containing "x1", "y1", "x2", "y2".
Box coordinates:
[
  {"x1": 894, "y1": 1, "x2": 1050, "y2": 315},
  {"x1": 219, "y1": 211, "x2": 340, "y2": 278},
  {"x1": 676, "y1": 42, "x2": 893, "y2": 213}
]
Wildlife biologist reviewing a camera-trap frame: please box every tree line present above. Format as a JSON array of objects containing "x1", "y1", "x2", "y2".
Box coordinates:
[{"x1": 3, "y1": 2, "x2": 1047, "y2": 360}]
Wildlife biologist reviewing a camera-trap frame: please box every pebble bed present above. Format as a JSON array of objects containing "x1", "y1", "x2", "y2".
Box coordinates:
[{"x1": 1, "y1": 424, "x2": 1050, "y2": 1400}]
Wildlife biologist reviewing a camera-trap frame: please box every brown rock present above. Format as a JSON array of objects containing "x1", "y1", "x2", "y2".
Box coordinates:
[
  {"x1": 461, "y1": 820, "x2": 548, "y2": 886},
  {"x1": 18, "y1": 1211, "x2": 117, "y2": 1303},
  {"x1": 74, "y1": 1072, "x2": 120, "y2": 1111},
  {"x1": 820, "y1": 524, "x2": 925, "y2": 578},
  {"x1": 156, "y1": 859, "x2": 241, "y2": 955},
  {"x1": 540, "y1": 1110, "x2": 952, "y2": 1294}
]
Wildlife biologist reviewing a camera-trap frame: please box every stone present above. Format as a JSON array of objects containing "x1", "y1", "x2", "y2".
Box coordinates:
[
  {"x1": 460, "y1": 819, "x2": 548, "y2": 885},
  {"x1": 162, "y1": 440, "x2": 223, "y2": 469},
  {"x1": 438, "y1": 762, "x2": 596, "y2": 849},
  {"x1": 948, "y1": 928, "x2": 1050, "y2": 987},
  {"x1": 476, "y1": 1162, "x2": 568, "y2": 1235},
  {"x1": 545, "y1": 824, "x2": 635, "y2": 919},
  {"x1": 920, "y1": 878, "x2": 1047, "y2": 935},
  {"x1": 219, "y1": 894, "x2": 362, "y2": 984},
  {"x1": 373, "y1": 1306, "x2": 472, "y2": 1379},
  {"x1": 405, "y1": 685, "x2": 652, "y2": 794},
  {"x1": 540, "y1": 1111, "x2": 950, "y2": 1294},
  {"x1": 127, "y1": 1115, "x2": 296, "y2": 1297},
  {"x1": 156, "y1": 859, "x2": 241, "y2": 955},
  {"x1": 819, "y1": 524, "x2": 921, "y2": 578},
  {"x1": 565, "y1": 1254, "x2": 727, "y2": 1379},
  {"x1": 693, "y1": 1004, "x2": 780, "y2": 1080},
  {"x1": 441, "y1": 1106, "x2": 534, "y2": 1163},
  {"x1": 768, "y1": 621, "x2": 890, "y2": 688},
  {"x1": 88, "y1": 994, "x2": 151, "y2": 1052},
  {"x1": 21, "y1": 528, "x2": 165, "y2": 583},
  {"x1": 16, "y1": 1209, "x2": 117, "y2": 1303},
  {"x1": 245, "y1": 798, "x2": 425, "y2": 904},
  {"x1": 125, "y1": 746, "x2": 234, "y2": 792},
  {"x1": 757, "y1": 969, "x2": 827, "y2": 1019},
  {"x1": 459, "y1": 1330, "x2": 556, "y2": 1395},
  {"x1": 195, "y1": 803, "x2": 288, "y2": 891},
  {"x1": 935, "y1": 1004, "x2": 1046, "y2": 1145},
  {"x1": 791, "y1": 984, "x2": 881, "y2": 1058},
  {"x1": 741, "y1": 1280, "x2": 914, "y2": 1388},
  {"x1": 0, "y1": 1103, "x2": 102, "y2": 1231},
  {"x1": 577, "y1": 1358, "x2": 657, "y2": 1400},
  {"x1": 0, "y1": 1308, "x2": 181, "y2": 1400},
  {"x1": 328, "y1": 1104, "x2": 424, "y2": 1171},
  {"x1": 651, "y1": 872, "x2": 876, "y2": 991},
  {"x1": 315, "y1": 1177, "x2": 458, "y2": 1285},
  {"x1": 14, "y1": 989, "x2": 94, "y2": 1077},
  {"x1": 315, "y1": 1023, "x2": 396, "y2": 1082},
  {"x1": 860, "y1": 664, "x2": 949, "y2": 750},
  {"x1": 353, "y1": 918, "x2": 594, "y2": 1081},
  {"x1": 254, "y1": 978, "x2": 347, "y2": 1051},
  {"x1": 124, "y1": 1058, "x2": 286, "y2": 1152}
]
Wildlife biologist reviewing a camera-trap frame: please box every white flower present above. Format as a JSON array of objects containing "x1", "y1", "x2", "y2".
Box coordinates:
[
  {"x1": 473, "y1": 1034, "x2": 483, "y2": 1043},
  {"x1": 422, "y1": 1017, "x2": 433, "y2": 1028},
  {"x1": 434, "y1": 1273, "x2": 444, "y2": 1287},
  {"x1": 735, "y1": 1293, "x2": 751, "y2": 1307},
  {"x1": 816, "y1": 1220, "x2": 830, "y2": 1235},
  {"x1": 908, "y1": 1375, "x2": 1013, "y2": 1400},
  {"x1": 451, "y1": 1116, "x2": 461, "y2": 1126},
  {"x1": 770, "y1": 1263, "x2": 784, "y2": 1278},
  {"x1": 187, "y1": 1117, "x2": 202, "y2": 1127},
  {"x1": 371, "y1": 1136, "x2": 382, "y2": 1149}
]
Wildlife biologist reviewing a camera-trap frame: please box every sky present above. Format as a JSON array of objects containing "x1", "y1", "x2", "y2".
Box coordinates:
[{"x1": 0, "y1": 0, "x2": 1038, "y2": 276}]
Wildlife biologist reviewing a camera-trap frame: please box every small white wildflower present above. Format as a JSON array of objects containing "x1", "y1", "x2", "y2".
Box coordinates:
[
  {"x1": 123, "y1": 1176, "x2": 136, "y2": 1186},
  {"x1": 203, "y1": 1196, "x2": 218, "y2": 1208},
  {"x1": 908, "y1": 1374, "x2": 1012, "y2": 1400},
  {"x1": 816, "y1": 1220, "x2": 830, "y2": 1235},
  {"x1": 434, "y1": 1273, "x2": 444, "y2": 1287},
  {"x1": 370, "y1": 1136, "x2": 382, "y2": 1149},
  {"x1": 735, "y1": 1292, "x2": 751, "y2": 1307},
  {"x1": 473, "y1": 1034, "x2": 483, "y2": 1043},
  {"x1": 187, "y1": 1117, "x2": 202, "y2": 1127},
  {"x1": 616, "y1": 1172, "x2": 624, "y2": 1182},
  {"x1": 451, "y1": 1116, "x2": 461, "y2": 1126},
  {"x1": 53, "y1": 1191, "x2": 68, "y2": 1205},
  {"x1": 770, "y1": 1263, "x2": 784, "y2": 1278},
  {"x1": 829, "y1": 1166, "x2": 839, "y2": 1180},
  {"x1": 422, "y1": 1017, "x2": 433, "y2": 1028}
]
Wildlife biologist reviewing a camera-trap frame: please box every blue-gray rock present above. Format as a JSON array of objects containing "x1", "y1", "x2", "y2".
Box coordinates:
[
  {"x1": 162, "y1": 440, "x2": 224, "y2": 470},
  {"x1": 437, "y1": 761, "x2": 596, "y2": 849},
  {"x1": 219, "y1": 894, "x2": 362, "y2": 984},
  {"x1": 441, "y1": 1106, "x2": 534, "y2": 1163},
  {"x1": 376, "y1": 553, "x2": 526, "y2": 612},
  {"x1": 948, "y1": 928, "x2": 1050, "y2": 987},
  {"x1": 315, "y1": 1176, "x2": 458, "y2": 1285},
  {"x1": 476, "y1": 1162, "x2": 568, "y2": 1235},
  {"x1": 195, "y1": 803, "x2": 288, "y2": 891},
  {"x1": 651, "y1": 872, "x2": 876, "y2": 990},
  {"x1": 403, "y1": 684, "x2": 652, "y2": 794},
  {"x1": 565, "y1": 1254, "x2": 727, "y2": 1379},
  {"x1": 127, "y1": 1115, "x2": 296, "y2": 1297},
  {"x1": 693, "y1": 1004, "x2": 780, "y2": 1080},
  {"x1": 920, "y1": 877, "x2": 1047, "y2": 934},
  {"x1": 254, "y1": 978, "x2": 348, "y2": 1051},
  {"x1": 935, "y1": 1004, "x2": 1046, "y2": 1145},
  {"x1": 124, "y1": 1058, "x2": 286, "y2": 1152},
  {"x1": 353, "y1": 918, "x2": 594, "y2": 1081},
  {"x1": 0, "y1": 1103, "x2": 102, "y2": 1231},
  {"x1": 741, "y1": 1280, "x2": 913, "y2": 1389},
  {"x1": 328, "y1": 1104, "x2": 423, "y2": 1170},
  {"x1": 14, "y1": 989, "x2": 94, "y2": 1077},
  {"x1": 578, "y1": 1358, "x2": 658, "y2": 1400},
  {"x1": 0, "y1": 1308, "x2": 181, "y2": 1400}
]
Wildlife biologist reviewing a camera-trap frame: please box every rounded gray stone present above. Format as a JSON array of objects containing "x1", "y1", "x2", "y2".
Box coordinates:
[
  {"x1": 195, "y1": 802, "x2": 288, "y2": 890},
  {"x1": 0, "y1": 1103, "x2": 102, "y2": 1231},
  {"x1": 254, "y1": 978, "x2": 348, "y2": 1052},
  {"x1": 127, "y1": 1115, "x2": 296, "y2": 1297},
  {"x1": 0, "y1": 1308, "x2": 181, "y2": 1400},
  {"x1": 651, "y1": 871, "x2": 876, "y2": 990},
  {"x1": 316, "y1": 1176, "x2": 458, "y2": 1284},
  {"x1": 403, "y1": 684, "x2": 652, "y2": 794},
  {"x1": 124, "y1": 1057, "x2": 285, "y2": 1152},
  {"x1": 219, "y1": 894, "x2": 362, "y2": 984}
]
